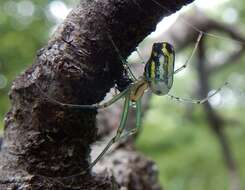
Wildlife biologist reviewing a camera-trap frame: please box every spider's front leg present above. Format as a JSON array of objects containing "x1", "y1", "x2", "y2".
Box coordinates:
[
  {"x1": 174, "y1": 32, "x2": 203, "y2": 74},
  {"x1": 107, "y1": 33, "x2": 137, "y2": 81}
]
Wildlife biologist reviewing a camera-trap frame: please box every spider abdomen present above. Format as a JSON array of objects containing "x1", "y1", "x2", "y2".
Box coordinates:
[{"x1": 144, "y1": 42, "x2": 175, "y2": 96}]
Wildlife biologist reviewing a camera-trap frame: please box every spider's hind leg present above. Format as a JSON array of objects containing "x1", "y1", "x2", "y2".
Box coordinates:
[{"x1": 167, "y1": 82, "x2": 229, "y2": 104}]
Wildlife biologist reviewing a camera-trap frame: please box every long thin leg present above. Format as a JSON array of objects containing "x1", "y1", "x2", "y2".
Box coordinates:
[
  {"x1": 107, "y1": 33, "x2": 137, "y2": 81},
  {"x1": 167, "y1": 82, "x2": 229, "y2": 104},
  {"x1": 136, "y1": 48, "x2": 146, "y2": 64},
  {"x1": 63, "y1": 93, "x2": 131, "y2": 179},
  {"x1": 36, "y1": 83, "x2": 130, "y2": 110},
  {"x1": 174, "y1": 32, "x2": 203, "y2": 74},
  {"x1": 136, "y1": 99, "x2": 142, "y2": 129},
  {"x1": 117, "y1": 98, "x2": 141, "y2": 141}
]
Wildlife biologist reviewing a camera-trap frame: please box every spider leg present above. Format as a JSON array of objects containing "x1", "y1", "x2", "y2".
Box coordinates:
[
  {"x1": 36, "y1": 83, "x2": 130, "y2": 110},
  {"x1": 167, "y1": 82, "x2": 228, "y2": 104},
  {"x1": 136, "y1": 99, "x2": 142, "y2": 128},
  {"x1": 117, "y1": 98, "x2": 142, "y2": 141},
  {"x1": 62, "y1": 93, "x2": 131, "y2": 179},
  {"x1": 174, "y1": 32, "x2": 203, "y2": 74},
  {"x1": 107, "y1": 33, "x2": 137, "y2": 81},
  {"x1": 135, "y1": 48, "x2": 146, "y2": 64}
]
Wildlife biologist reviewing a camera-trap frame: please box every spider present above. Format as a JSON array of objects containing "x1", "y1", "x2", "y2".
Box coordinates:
[{"x1": 42, "y1": 29, "x2": 229, "y2": 180}]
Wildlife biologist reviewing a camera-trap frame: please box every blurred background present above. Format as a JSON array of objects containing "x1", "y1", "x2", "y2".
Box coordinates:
[{"x1": 0, "y1": 0, "x2": 245, "y2": 190}]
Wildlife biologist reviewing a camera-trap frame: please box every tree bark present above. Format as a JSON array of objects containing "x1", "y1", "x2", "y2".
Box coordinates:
[{"x1": 0, "y1": 0, "x2": 194, "y2": 189}]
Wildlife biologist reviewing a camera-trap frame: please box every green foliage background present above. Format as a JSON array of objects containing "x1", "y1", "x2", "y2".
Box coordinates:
[{"x1": 0, "y1": 0, "x2": 244, "y2": 190}]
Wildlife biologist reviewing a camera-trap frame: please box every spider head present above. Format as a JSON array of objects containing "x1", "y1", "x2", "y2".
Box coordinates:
[{"x1": 144, "y1": 42, "x2": 175, "y2": 95}]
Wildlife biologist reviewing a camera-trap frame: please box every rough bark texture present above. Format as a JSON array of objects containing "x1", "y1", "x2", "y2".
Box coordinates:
[{"x1": 0, "y1": 0, "x2": 195, "y2": 189}]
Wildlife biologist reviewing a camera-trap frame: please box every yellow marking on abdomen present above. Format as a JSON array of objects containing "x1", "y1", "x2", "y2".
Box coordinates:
[{"x1": 150, "y1": 61, "x2": 155, "y2": 79}]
